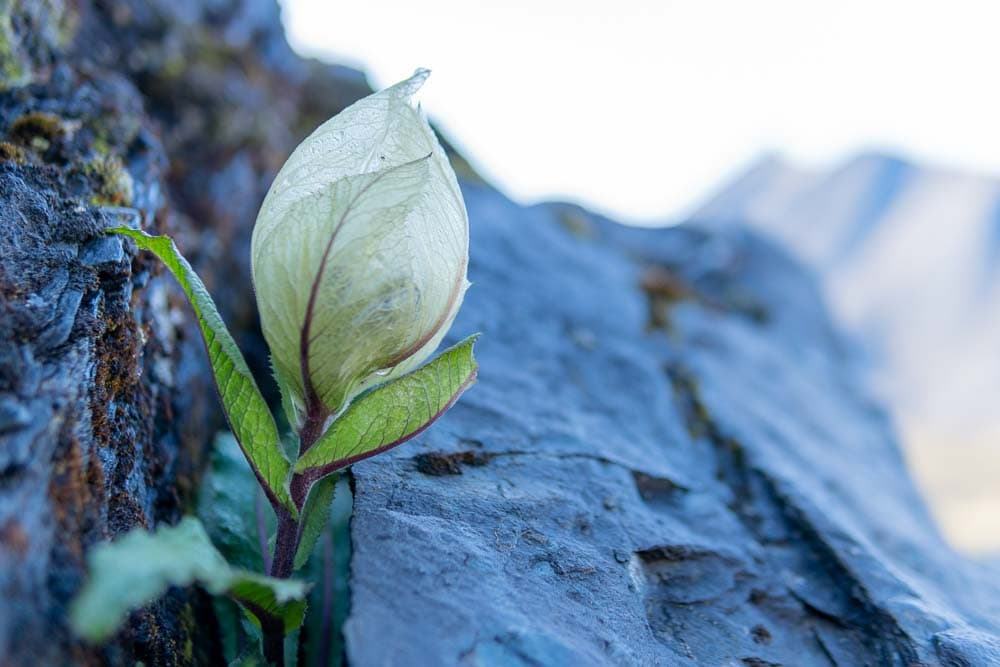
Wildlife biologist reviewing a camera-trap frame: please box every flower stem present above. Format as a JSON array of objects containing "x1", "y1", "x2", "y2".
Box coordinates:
[
  {"x1": 261, "y1": 613, "x2": 286, "y2": 667},
  {"x1": 262, "y1": 508, "x2": 299, "y2": 666},
  {"x1": 269, "y1": 509, "x2": 300, "y2": 579},
  {"x1": 262, "y1": 422, "x2": 325, "y2": 665}
]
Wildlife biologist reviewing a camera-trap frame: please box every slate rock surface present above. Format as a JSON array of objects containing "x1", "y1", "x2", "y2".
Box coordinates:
[
  {"x1": 344, "y1": 191, "x2": 1000, "y2": 666},
  {"x1": 0, "y1": 0, "x2": 370, "y2": 664},
  {"x1": 0, "y1": 57, "x2": 220, "y2": 667}
]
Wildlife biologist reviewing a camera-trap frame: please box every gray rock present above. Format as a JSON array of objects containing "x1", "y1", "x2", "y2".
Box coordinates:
[
  {"x1": 0, "y1": 80, "x2": 220, "y2": 662},
  {"x1": 0, "y1": 396, "x2": 31, "y2": 433},
  {"x1": 344, "y1": 188, "x2": 1000, "y2": 666},
  {"x1": 0, "y1": 0, "x2": 374, "y2": 662},
  {"x1": 936, "y1": 628, "x2": 1000, "y2": 667},
  {"x1": 77, "y1": 234, "x2": 125, "y2": 268},
  {"x1": 4, "y1": 1, "x2": 998, "y2": 665}
]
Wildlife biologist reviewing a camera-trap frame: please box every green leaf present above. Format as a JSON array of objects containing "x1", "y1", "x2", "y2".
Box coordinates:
[
  {"x1": 71, "y1": 517, "x2": 308, "y2": 643},
  {"x1": 227, "y1": 573, "x2": 307, "y2": 633},
  {"x1": 292, "y1": 474, "x2": 338, "y2": 571},
  {"x1": 295, "y1": 334, "x2": 479, "y2": 479},
  {"x1": 71, "y1": 517, "x2": 227, "y2": 642},
  {"x1": 213, "y1": 596, "x2": 247, "y2": 665},
  {"x1": 198, "y1": 432, "x2": 274, "y2": 573},
  {"x1": 199, "y1": 434, "x2": 282, "y2": 663},
  {"x1": 110, "y1": 227, "x2": 295, "y2": 516}
]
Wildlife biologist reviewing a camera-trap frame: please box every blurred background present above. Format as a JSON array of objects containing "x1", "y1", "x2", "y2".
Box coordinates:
[{"x1": 279, "y1": 0, "x2": 999, "y2": 555}]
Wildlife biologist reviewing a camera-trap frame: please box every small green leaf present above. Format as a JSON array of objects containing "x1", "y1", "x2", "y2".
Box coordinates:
[
  {"x1": 293, "y1": 474, "x2": 338, "y2": 571},
  {"x1": 110, "y1": 227, "x2": 295, "y2": 516},
  {"x1": 71, "y1": 517, "x2": 228, "y2": 642},
  {"x1": 199, "y1": 434, "x2": 281, "y2": 663},
  {"x1": 71, "y1": 517, "x2": 308, "y2": 642},
  {"x1": 227, "y1": 573, "x2": 307, "y2": 633},
  {"x1": 213, "y1": 596, "x2": 247, "y2": 665},
  {"x1": 295, "y1": 334, "x2": 479, "y2": 479},
  {"x1": 198, "y1": 432, "x2": 274, "y2": 573}
]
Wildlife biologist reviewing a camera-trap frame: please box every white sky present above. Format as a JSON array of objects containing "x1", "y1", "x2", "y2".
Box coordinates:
[{"x1": 279, "y1": 0, "x2": 1000, "y2": 223}]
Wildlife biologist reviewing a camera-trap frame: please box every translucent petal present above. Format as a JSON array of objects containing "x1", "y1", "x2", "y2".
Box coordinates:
[{"x1": 251, "y1": 70, "x2": 469, "y2": 419}]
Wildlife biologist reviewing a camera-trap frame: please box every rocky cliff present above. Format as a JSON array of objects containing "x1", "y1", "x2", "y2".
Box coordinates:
[
  {"x1": 0, "y1": 2, "x2": 997, "y2": 666},
  {"x1": 343, "y1": 194, "x2": 1000, "y2": 666},
  {"x1": 0, "y1": 1, "x2": 368, "y2": 663}
]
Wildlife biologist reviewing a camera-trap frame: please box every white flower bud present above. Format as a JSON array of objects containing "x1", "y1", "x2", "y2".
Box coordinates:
[{"x1": 251, "y1": 70, "x2": 470, "y2": 427}]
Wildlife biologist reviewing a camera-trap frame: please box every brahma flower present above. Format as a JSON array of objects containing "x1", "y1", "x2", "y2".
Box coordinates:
[{"x1": 251, "y1": 69, "x2": 470, "y2": 429}]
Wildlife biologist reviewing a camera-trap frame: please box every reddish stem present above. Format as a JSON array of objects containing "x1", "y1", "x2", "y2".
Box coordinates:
[{"x1": 262, "y1": 423, "x2": 324, "y2": 665}]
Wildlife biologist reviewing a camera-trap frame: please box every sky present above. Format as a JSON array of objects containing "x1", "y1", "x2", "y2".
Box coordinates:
[{"x1": 278, "y1": 0, "x2": 1000, "y2": 224}]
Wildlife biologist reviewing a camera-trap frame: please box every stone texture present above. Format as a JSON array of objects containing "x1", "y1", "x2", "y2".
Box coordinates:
[
  {"x1": 3, "y1": 1, "x2": 998, "y2": 666},
  {"x1": 344, "y1": 191, "x2": 1000, "y2": 666},
  {"x1": 0, "y1": 1, "x2": 370, "y2": 664},
  {"x1": 0, "y1": 61, "x2": 221, "y2": 667}
]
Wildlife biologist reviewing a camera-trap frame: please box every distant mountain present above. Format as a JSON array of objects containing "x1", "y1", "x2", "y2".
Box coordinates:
[{"x1": 694, "y1": 152, "x2": 1000, "y2": 553}]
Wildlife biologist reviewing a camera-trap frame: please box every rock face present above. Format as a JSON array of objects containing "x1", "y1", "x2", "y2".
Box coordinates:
[
  {"x1": 2, "y1": 2, "x2": 998, "y2": 667},
  {"x1": 0, "y1": 1, "x2": 369, "y2": 664},
  {"x1": 0, "y1": 45, "x2": 218, "y2": 667},
  {"x1": 344, "y1": 192, "x2": 1000, "y2": 666},
  {"x1": 693, "y1": 154, "x2": 1000, "y2": 553}
]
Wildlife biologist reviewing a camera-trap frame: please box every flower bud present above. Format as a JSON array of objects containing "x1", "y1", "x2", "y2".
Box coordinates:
[{"x1": 251, "y1": 70, "x2": 469, "y2": 427}]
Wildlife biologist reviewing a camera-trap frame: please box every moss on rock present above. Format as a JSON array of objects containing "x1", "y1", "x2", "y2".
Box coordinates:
[{"x1": 84, "y1": 154, "x2": 134, "y2": 207}]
